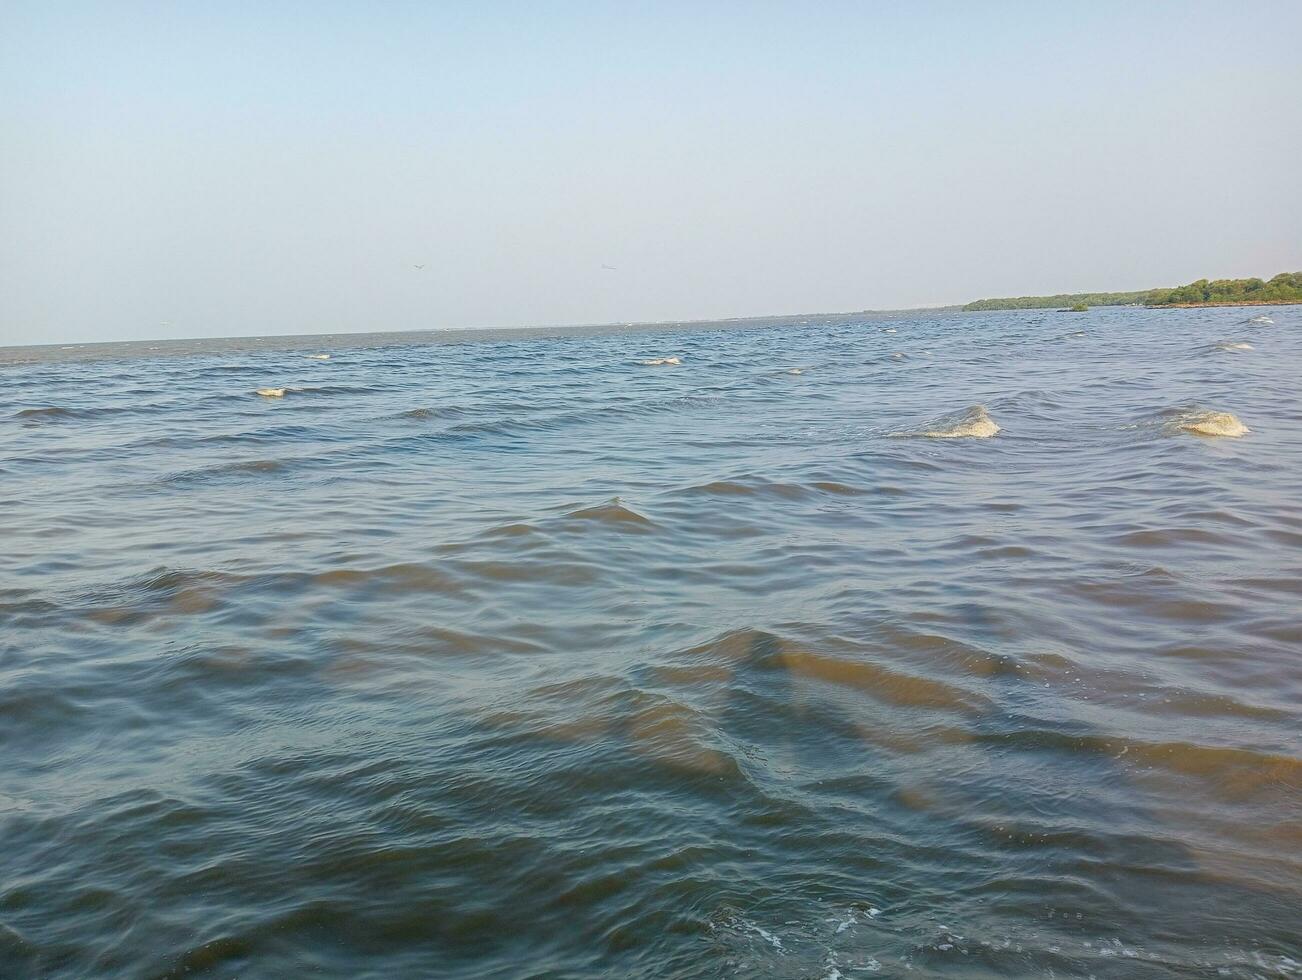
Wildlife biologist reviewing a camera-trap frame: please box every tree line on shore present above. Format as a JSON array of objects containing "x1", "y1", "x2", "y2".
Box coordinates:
[{"x1": 962, "y1": 271, "x2": 1302, "y2": 311}]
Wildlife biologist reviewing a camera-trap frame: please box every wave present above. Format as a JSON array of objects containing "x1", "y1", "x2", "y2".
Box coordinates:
[
  {"x1": 254, "y1": 384, "x2": 382, "y2": 399},
  {"x1": 168, "y1": 458, "x2": 294, "y2": 485},
  {"x1": 426, "y1": 387, "x2": 741, "y2": 439},
  {"x1": 563, "y1": 500, "x2": 656, "y2": 529},
  {"x1": 896, "y1": 405, "x2": 1000, "y2": 439},
  {"x1": 1166, "y1": 409, "x2": 1249, "y2": 438},
  {"x1": 127, "y1": 422, "x2": 337, "y2": 453},
  {"x1": 750, "y1": 642, "x2": 991, "y2": 714},
  {"x1": 672, "y1": 477, "x2": 812, "y2": 501},
  {"x1": 220, "y1": 459, "x2": 287, "y2": 476},
  {"x1": 1211, "y1": 342, "x2": 1253, "y2": 352},
  {"x1": 656, "y1": 627, "x2": 991, "y2": 715},
  {"x1": 13, "y1": 406, "x2": 80, "y2": 422},
  {"x1": 442, "y1": 417, "x2": 560, "y2": 438},
  {"x1": 12, "y1": 403, "x2": 164, "y2": 424},
  {"x1": 53, "y1": 561, "x2": 474, "y2": 626},
  {"x1": 971, "y1": 729, "x2": 1300, "y2": 798},
  {"x1": 391, "y1": 406, "x2": 472, "y2": 421},
  {"x1": 638, "y1": 357, "x2": 681, "y2": 366},
  {"x1": 10, "y1": 398, "x2": 248, "y2": 426},
  {"x1": 667, "y1": 474, "x2": 871, "y2": 501}
]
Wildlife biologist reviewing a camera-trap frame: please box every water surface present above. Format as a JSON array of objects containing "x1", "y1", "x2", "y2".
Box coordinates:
[{"x1": 2, "y1": 307, "x2": 1299, "y2": 977}]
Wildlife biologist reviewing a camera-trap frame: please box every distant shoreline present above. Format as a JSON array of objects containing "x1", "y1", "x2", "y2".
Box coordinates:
[
  {"x1": 963, "y1": 271, "x2": 1302, "y2": 312},
  {"x1": 1152, "y1": 299, "x2": 1301, "y2": 309},
  {"x1": 5, "y1": 285, "x2": 1296, "y2": 356}
]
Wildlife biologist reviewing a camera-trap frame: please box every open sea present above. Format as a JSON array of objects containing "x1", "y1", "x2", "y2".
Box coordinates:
[{"x1": 1, "y1": 306, "x2": 1299, "y2": 979}]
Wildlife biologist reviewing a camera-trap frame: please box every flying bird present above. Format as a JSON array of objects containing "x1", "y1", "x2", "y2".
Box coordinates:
[{"x1": 413, "y1": 264, "x2": 426, "y2": 270}]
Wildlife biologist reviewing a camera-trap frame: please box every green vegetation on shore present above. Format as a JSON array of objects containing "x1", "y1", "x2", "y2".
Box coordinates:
[
  {"x1": 1145, "y1": 272, "x2": 1302, "y2": 306},
  {"x1": 963, "y1": 289, "x2": 1160, "y2": 311},
  {"x1": 963, "y1": 271, "x2": 1302, "y2": 311}
]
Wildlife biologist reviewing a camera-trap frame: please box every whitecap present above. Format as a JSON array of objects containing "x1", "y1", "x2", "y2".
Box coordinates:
[
  {"x1": 255, "y1": 388, "x2": 286, "y2": 398},
  {"x1": 1247, "y1": 315, "x2": 1273, "y2": 325},
  {"x1": 900, "y1": 404, "x2": 1000, "y2": 439},
  {"x1": 639, "y1": 356, "x2": 681, "y2": 366},
  {"x1": 750, "y1": 924, "x2": 784, "y2": 951},
  {"x1": 1169, "y1": 410, "x2": 1248, "y2": 438},
  {"x1": 1212, "y1": 342, "x2": 1253, "y2": 352},
  {"x1": 830, "y1": 904, "x2": 881, "y2": 935},
  {"x1": 306, "y1": 354, "x2": 331, "y2": 360}
]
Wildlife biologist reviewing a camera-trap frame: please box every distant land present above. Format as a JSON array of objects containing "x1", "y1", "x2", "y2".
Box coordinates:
[{"x1": 961, "y1": 271, "x2": 1302, "y2": 311}]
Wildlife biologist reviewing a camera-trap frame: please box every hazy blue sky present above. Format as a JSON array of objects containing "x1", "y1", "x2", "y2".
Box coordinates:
[{"x1": 3, "y1": 1, "x2": 1300, "y2": 345}]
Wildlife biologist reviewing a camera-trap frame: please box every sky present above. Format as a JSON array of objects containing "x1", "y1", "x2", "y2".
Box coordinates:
[{"x1": 2, "y1": 1, "x2": 1300, "y2": 346}]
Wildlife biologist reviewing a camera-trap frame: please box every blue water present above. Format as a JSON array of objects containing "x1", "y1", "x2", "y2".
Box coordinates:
[{"x1": 2, "y1": 307, "x2": 1299, "y2": 978}]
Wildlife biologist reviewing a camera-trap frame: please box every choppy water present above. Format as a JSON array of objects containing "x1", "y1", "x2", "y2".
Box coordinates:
[{"x1": 2, "y1": 307, "x2": 1300, "y2": 979}]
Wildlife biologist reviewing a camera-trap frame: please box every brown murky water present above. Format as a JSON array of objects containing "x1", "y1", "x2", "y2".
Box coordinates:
[{"x1": 2, "y1": 307, "x2": 1299, "y2": 977}]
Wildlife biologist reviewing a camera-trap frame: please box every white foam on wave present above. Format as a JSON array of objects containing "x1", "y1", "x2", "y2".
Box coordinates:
[
  {"x1": 1213, "y1": 342, "x2": 1253, "y2": 352},
  {"x1": 900, "y1": 404, "x2": 1000, "y2": 439},
  {"x1": 639, "y1": 356, "x2": 681, "y2": 366},
  {"x1": 255, "y1": 388, "x2": 286, "y2": 398},
  {"x1": 1169, "y1": 410, "x2": 1249, "y2": 438},
  {"x1": 746, "y1": 922, "x2": 785, "y2": 951},
  {"x1": 1247, "y1": 315, "x2": 1273, "y2": 324},
  {"x1": 787, "y1": 367, "x2": 805, "y2": 375},
  {"x1": 306, "y1": 353, "x2": 331, "y2": 360},
  {"x1": 832, "y1": 906, "x2": 881, "y2": 935}
]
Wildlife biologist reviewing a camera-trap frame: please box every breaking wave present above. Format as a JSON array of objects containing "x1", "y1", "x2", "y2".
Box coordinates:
[
  {"x1": 1166, "y1": 409, "x2": 1249, "y2": 438},
  {"x1": 897, "y1": 404, "x2": 1000, "y2": 439}
]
